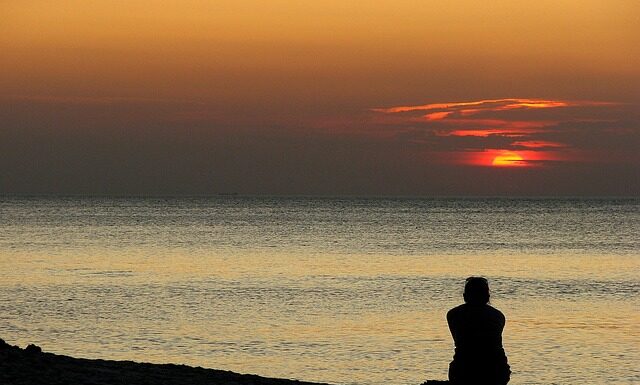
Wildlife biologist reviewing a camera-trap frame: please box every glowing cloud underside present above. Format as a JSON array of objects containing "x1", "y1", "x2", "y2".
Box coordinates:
[{"x1": 372, "y1": 98, "x2": 620, "y2": 167}]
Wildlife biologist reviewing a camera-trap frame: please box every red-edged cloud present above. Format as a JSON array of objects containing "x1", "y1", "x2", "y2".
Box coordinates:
[
  {"x1": 372, "y1": 98, "x2": 626, "y2": 167},
  {"x1": 511, "y1": 140, "x2": 566, "y2": 149},
  {"x1": 372, "y1": 98, "x2": 614, "y2": 114}
]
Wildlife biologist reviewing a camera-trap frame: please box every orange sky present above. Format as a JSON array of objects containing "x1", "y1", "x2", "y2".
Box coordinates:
[
  {"x1": 3, "y1": 1, "x2": 638, "y2": 103},
  {"x1": 1, "y1": 1, "x2": 639, "y2": 195}
]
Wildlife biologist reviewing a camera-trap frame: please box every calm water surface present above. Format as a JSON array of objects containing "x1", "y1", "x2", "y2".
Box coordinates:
[{"x1": 0, "y1": 197, "x2": 638, "y2": 385}]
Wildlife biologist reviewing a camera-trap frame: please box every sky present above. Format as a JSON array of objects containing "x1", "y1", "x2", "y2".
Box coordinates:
[{"x1": 1, "y1": 1, "x2": 639, "y2": 196}]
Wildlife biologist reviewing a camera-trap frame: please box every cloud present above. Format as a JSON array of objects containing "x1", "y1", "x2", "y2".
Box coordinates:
[
  {"x1": 371, "y1": 98, "x2": 637, "y2": 167},
  {"x1": 372, "y1": 98, "x2": 615, "y2": 114},
  {"x1": 511, "y1": 140, "x2": 566, "y2": 149},
  {"x1": 1, "y1": 94, "x2": 638, "y2": 195}
]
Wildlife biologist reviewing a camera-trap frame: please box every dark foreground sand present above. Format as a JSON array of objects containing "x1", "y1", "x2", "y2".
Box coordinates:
[
  {"x1": 0, "y1": 339, "x2": 332, "y2": 385},
  {"x1": 1, "y1": 339, "x2": 448, "y2": 385}
]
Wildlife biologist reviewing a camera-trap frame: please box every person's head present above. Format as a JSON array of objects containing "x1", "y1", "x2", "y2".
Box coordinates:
[{"x1": 463, "y1": 276, "x2": 490, "y2": 305}]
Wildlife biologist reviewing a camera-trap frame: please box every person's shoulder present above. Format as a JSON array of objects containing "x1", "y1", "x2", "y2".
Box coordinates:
[
  {"x1": 447, "y1": 304, "x2": 466, "y2": 319},
  {"x1": 486, "y1": 305, "x2": 506, "y2": 321}
]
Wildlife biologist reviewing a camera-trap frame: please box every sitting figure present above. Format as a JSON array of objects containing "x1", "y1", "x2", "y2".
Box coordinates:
[{"x1": 447, "y1": 277, "x2": 511, "y2": 385}]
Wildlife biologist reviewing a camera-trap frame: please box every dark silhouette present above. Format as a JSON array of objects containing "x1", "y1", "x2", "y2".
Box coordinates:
[
  {"x1": 0, "y1": 339, "x2": 330, "y2": 385},
  {"x1": 446, "y1": 277, "x2": 510, "y2": 385}
]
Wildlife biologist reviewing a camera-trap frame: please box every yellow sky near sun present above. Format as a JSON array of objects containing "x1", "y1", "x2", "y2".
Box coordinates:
[{"x1": 1, "y1": 1, "x2": 638, "y2": 104}]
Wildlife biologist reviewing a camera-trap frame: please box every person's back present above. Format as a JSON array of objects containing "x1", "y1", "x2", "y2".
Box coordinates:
[{"x1": 447, "y1": 277, "x2": 510, "y2": 385}]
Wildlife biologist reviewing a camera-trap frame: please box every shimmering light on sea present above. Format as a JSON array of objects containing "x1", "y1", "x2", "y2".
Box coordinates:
[{"x1": 0, "y1": 197, "x2": 638, "y2": 385}]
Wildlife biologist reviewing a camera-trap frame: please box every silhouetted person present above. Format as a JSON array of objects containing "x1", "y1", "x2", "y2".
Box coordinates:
[{"x1": 447, "y1": 277, "x2": 510, "y2": 385}]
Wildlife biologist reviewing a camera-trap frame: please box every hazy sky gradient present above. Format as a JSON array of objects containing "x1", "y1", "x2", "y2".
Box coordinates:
[{"x1": 1, "y1": 1, "x2": 639, "y2": 195}]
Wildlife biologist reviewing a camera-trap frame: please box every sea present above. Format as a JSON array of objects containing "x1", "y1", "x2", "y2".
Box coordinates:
[{"x1": 0, "y1": 196, "x2": 638, "y2": 385}]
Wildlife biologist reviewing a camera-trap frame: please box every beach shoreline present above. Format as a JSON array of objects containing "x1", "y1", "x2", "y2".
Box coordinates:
[{"x1": 0, "y1": 339, "x2": 331, "y2": 385}]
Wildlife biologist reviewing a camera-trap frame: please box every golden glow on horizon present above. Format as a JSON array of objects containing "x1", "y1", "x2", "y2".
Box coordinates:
[
  {"x1": 449, "y1": 149, "x2": 550, "y2": 167},
  {"x1": 492, "y1": 152, "x2": 525, "y2": 167}
]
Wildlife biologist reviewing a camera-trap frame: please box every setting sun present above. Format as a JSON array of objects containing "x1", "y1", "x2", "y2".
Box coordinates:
[{"x1": 492, "y1": 152, "x2": 524, "y2": 167}]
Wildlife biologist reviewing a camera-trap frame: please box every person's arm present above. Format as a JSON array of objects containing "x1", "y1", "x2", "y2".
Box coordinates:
[
  {"x1": 497, "y1": 309, "x2": 506, "y2": 332},
  {"x1": 447, "y1": 308, "x2": 458, "y2": 345}
]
